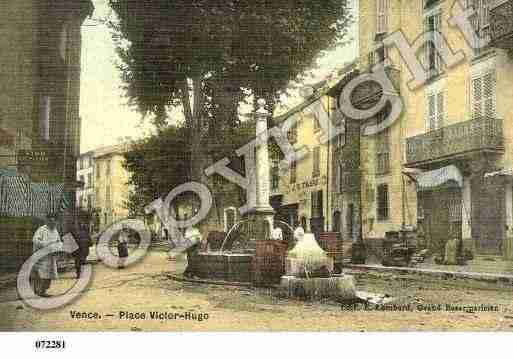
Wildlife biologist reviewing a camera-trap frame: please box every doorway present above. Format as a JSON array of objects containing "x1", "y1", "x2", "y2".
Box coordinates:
[
  {"x1": 332, "y1": 210, "x2": 342, "y2": 233},
  {"x1": 418, "y1": 186, "x2": 462, "y2": 255}
]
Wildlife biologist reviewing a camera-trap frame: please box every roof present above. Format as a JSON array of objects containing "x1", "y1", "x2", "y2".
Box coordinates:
[
  {"x1": 273, "y1": 60, "x2": 359, "y2": 124},
  {"x1": 77, "y1": 150, "x2": 95, "y2": 159},
  {"x1": 92, "y1": 143, "x2": 131, "y2": 159}
]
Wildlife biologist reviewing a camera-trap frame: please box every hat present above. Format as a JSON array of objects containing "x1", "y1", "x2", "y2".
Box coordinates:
[{"x1": 46, "y1": 212, "x2": 58, "y2": 220}]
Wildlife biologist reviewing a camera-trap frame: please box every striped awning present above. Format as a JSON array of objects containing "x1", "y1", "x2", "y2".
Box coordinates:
[
  {"x1": 0, "y1": 172, "x2": 68, "y2": 219},
  {"x1": 412, "y1": 165, "x2": 463, "y2": 191},
  {"x1": 484, "y1": 168, "x2": 513, "y2": 178}
]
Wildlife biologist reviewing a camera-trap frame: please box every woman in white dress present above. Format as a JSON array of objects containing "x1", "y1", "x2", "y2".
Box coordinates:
[{"x1": 32, "y1": 213, "x2": 61, "y2": 297}]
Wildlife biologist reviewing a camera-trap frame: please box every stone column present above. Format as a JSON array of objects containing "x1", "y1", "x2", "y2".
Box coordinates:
[
  {"x1": 461, "y1": 176, "x2": 472, "y2": 249},
  {"x1": 254, "y1": 99, "x2": 274, "y2": 213},
  {"x1": 249, "y1": 99, "x2": 275, "y2": 239}
]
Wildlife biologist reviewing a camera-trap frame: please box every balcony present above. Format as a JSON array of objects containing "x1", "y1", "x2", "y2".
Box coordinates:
[
  {"x1": 405, "y1": 118, "x2": 503, "y2": 167},
  {"x1": 490, "y1": 0, "x2": 513, "y2": 50}
]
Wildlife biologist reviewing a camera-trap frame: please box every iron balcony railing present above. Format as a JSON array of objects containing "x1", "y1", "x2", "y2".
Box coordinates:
[
  {"x1": 405, "y1": 117, "x2": 503, "y2": 165},
  {"x1": 490, "y1": 0, "x2": 513, "y2": 49}
]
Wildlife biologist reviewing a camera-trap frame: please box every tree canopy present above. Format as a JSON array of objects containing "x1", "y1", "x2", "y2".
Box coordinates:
[
  {"x1": 109, "y1": 0, "x2": 353, "y2": 118},
  {"x1": 123, "y1": 122, "x2": 256, "y2": 216},
  {"x1": 110, "y1": 0, "x2": 354, "y2": 214}
]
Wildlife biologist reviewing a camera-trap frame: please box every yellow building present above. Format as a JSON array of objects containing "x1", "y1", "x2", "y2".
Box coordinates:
[
  {"x1": 93, "y1": 144, "x2": 131, "y2": 232},
  {"x1": 270, "y1": 71, "x2": 360, "y2": 237},
  {"x1": 347, "y1": 0, "x2": 513, "y2": 259}
]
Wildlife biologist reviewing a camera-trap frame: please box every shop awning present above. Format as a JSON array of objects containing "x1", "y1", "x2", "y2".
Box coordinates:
[
  {"x1": 406, "y1": 165, "x2": 463, "y2": 191},
  {"x1": 0, "y1": 171, "x2": 69, "y2": 219},
  {"x1": 484, "y1": 168, "x2": 513, "y2": 178}
]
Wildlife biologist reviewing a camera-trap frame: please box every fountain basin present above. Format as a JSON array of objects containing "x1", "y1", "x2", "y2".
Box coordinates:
[{"x1": 188, "y1": 252, "x2": 254, "y2": 283}]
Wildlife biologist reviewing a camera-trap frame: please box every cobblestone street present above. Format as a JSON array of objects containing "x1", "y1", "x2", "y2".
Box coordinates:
[{"x1": 1, "y1": 251, "x2": 513, "y2": 331}]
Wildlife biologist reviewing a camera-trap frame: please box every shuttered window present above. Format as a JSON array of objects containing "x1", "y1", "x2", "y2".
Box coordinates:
[
  {"x1": 369, "y1": 44, "x2": 387, "y2": 69},
  {"x1": 376, "y1": 0, "x2": 389, "y2": 34},
  {"x1": 426, "y1": 91, "x2": 445, "y2": 131},
  {"x1": 290, "y1": 160, "x2": 297, "y2": 184},
  {"x1": 338, "y1": 163, "x2": 344, "y2": 193},
  {"x1": 87, "y1": 194, "x2": 93, "y2": 211},
  {"x1": 368, "y1": 51, "x2": 376, "y2": 68},
  {"x1": 423, "y1": 11, "x2": 442, "y2": 77},
  {"x1": 472, "y1": 71, "x2": 496, "y2": 120},
  {"x1": 313, "y1": 147, "x2": 320, "y2": 177},
  {"x1": 471, "y1": 0, "x2": 490, "y2": 43},
  {"x1": 287, "y1": 122, "x2": 298, "y2": 144},
  {"x1": 106, "y1": 185, "x2": 111, "y2": 207},
  {"x1": 311, "y1": 190, "x2": 324, "y2": 219},
  {"x1": 377, "y1": 184, "x2": 389, "y2": 221},
  {"x1": 375, "y1": 106, "x2": 390, "y2": 175},
  {"x1": 313, "y1": 113, "x2": 321, "y2": 132}
]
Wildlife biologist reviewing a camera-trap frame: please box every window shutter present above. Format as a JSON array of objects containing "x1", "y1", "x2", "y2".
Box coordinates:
[
  {"x1": 427, "y1": 94, "x2": 436, "y2": 131},
  {"x1": 377, "y1": 184, "x2": 389, "y2": 220},
  {"x1": 480, "y1": 0, "x2": 489, "y2": 28},
  {"x1": 483, "y1": 71, "x2": 496, "y2": 119},
  {"x1": 472, "y1": 76, "x2": 483, "y2": 119},
  {"x1": 436, "y1": 92, "x2": 444, "y2": 129},
  {"x1": 369, "y1": 51, "x2": 376, "y2": 69},
  {"x1": 377, "y1": 0, "x2": 387, "y2": 34},
  {"x1": 384, "y1": 0, "x2": 389, "y2": 32},
  {"x1": 313, "y1": 147, "x2": 320, "y2": 176},
  {"x1": 434, "y1": 12, "x2": 442, "y2": 72},
  {"x1": 422, "y1": 17, "x2": 429, "y2": 70}
]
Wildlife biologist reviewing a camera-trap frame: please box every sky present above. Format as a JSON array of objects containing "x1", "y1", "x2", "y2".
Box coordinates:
[{"x1": 79, "y1": 0, "x2": 358, "y2": 153}]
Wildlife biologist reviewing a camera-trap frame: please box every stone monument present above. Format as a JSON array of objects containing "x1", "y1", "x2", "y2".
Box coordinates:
[{"x1": 247, "y1": 99, "x2": 275, "y2": 240}]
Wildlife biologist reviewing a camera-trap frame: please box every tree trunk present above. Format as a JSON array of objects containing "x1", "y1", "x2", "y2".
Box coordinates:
[{"x1": 180, "y1": 78, "x2": 205, "y2": 184}]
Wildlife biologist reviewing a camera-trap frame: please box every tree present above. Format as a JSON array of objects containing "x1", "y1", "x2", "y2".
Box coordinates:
[
  {"x1": 109, "y1": 0, "x2": 353, "y2": 181},
  {"x1": 123, "y1": 125, "x2": 190, "y2": 216},
  {"x1": 123, "y1": 122, "x2": 255, "y2": 219}
]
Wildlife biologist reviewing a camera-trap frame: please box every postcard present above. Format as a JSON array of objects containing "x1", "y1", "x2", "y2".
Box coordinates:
[{"x1": 1, "y1": 0, "x2": 512, "y2": 343}]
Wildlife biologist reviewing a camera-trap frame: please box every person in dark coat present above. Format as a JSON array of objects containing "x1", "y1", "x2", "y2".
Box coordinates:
[
  {"x1": 117, "y1": 225, "x2": 130, "y2": 269},
  {"x1": 71, "y1": 222, "x2": 91, "y2": 278}
]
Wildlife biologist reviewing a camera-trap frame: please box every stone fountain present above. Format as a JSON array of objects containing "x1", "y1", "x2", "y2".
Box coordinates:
[{"x1": 188, "y1": 99, "x2": 281, "y2": 284}]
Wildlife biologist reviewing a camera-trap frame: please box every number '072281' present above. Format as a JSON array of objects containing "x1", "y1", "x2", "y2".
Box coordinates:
[{"x1": 34, "y1": 340, "x2": 66, "y2": 349}]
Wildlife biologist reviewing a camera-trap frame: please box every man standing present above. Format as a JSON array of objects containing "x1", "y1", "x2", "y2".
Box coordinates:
[
  {"x1": 117, "y1": 225, "x2": 130, "y2": 269},
  {"x1": 71, "y1": 220, "x2": 91, "y2": 278},
  {"x1": 182, "y1": 222, "x2": 202, "y2": 278},
  {"x1": 293, "y1": 220, "x2": 305, "y2": 243},
  {"x1": 32, "y1": 213, "x2": 62, "y2": 297}
]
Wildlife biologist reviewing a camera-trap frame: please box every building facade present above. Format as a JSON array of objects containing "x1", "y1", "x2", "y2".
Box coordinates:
[
  {"x1": 93, "y1": 144, "x2": 131, "y2": 232},
  {"x1": 0, "y1": 0, "x2": 93, "y2": 271},
  {"x1": 0, "y1": 0, "x2": 92, "y2": 185},
  {"x1": 76, "y1": 151, "x2": 95, "y2": 213},
  {"x1": 271, "y1": 86, "x2": 340, "y2": 235},
  {"x1": 345, "y1": 0, "x2": 513, "y2": 259}
]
